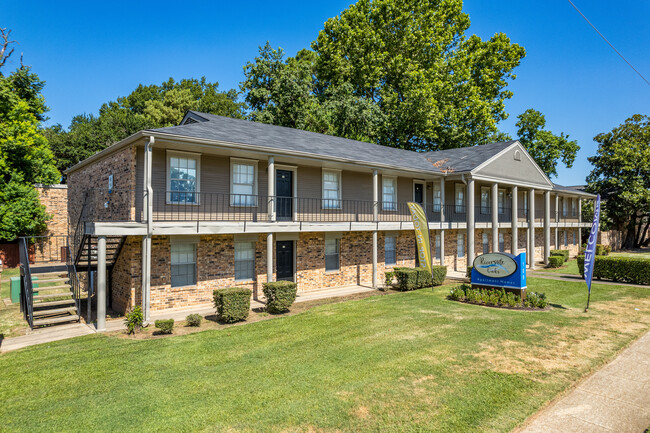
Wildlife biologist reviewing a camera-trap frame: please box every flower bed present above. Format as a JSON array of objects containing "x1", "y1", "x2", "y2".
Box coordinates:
[{"x1": 448, "y1": 284, "x2": 548, "y2": 310}]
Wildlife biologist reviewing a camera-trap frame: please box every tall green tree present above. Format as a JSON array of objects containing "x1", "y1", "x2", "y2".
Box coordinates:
[
  {"x1": 0, "y1": 59, "x2": 60, "y2": 240},
  {"x1": 241, "y1": 0, "x2": 526, "y2": 151},
  {"x1": 514, "y1": 108, "x2": 579, "y2": 178},
  {"x1": 586, "y1": 114, "x2": 650, "y2": 248},
  {"x1": 47, "y1": 77, "x2": 244, "y2": 177}
]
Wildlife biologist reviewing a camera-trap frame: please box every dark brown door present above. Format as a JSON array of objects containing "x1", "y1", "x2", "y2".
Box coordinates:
[
  {"x1": 276, "y1": 240, "x2": 294, "y2": 281},
  {"x1": 414, "y1": 183, "x2": 424, "y2": 204}
]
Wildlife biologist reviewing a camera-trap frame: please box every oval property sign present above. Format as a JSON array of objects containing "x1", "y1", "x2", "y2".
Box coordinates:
[{"x1": 473, "y1": 253, "x2": 518, "y2": 278}]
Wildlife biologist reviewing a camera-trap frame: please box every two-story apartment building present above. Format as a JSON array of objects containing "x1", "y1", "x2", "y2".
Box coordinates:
[{"x1": 65, "y1": 112, "x2": 594, "y2": 330}]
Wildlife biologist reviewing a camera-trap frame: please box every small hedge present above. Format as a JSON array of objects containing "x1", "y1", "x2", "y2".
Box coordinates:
[
  {"x1": 213, "y1": 287, "x2": 251, "y2": 323},
  {"x1": 430, "y1": 265, "x2": 447, "y2": 286},
  {"x1": 263, "y1": 281, "x2": 298, "y2": 313},
  {"x1": 393, "y1": 267, "x2": 442, "y2": 291},
  {"x1": 447, "y1": 284, "x2": 547, "y2": 309},
  {"x1": 548, "y1": 256, "x2": 564, "y2": 268},
  {"x1": 185, "y1": 314, "x2": 202, "y2": 327},
  {"x1": 550, "y1": 249, "x2": 569, "y2": 262},
  {"x1": 155, "y1": 319, "x2": 174, "y2": 334},
  {"x1": 578, "y1": 255, "x2": 650, "y2": 285},
  {"x1": 596, "y1": 244, "x2": 611, "y2": 256}
]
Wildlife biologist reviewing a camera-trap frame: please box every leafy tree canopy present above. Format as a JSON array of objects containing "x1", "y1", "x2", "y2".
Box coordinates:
[
  {"x1": 0, "y1": 64, "x2": 60, "y2": 240},
  {"x1": 48, "y1": 77, "x2": 244, "y2": 177},
  {"x1": 515, "y1": 108, "x2": 580, "y2": 178},
  {"x1": 586, "y1": 114, "x2": 650, "y2": 248},
  {"x1": 241, "y1": 0, "x2": 526, "y2": 151}
]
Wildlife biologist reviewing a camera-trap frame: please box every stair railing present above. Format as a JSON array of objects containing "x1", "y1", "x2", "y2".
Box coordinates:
[
  {"x1": 18, "y1": 237, "x2": 34, "y2": 329},
  {"x1": 65, "y1": 245, "x2": 82, "y2": 320},
  {"x1": 73, "y1": 191, "x2": 90, "y2": 266}
]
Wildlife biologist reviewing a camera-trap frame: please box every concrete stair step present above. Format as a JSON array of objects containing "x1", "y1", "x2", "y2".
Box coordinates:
[
  {"x1": 34, "y1": 293, "x2": 73, "y2": 301},
  {"x1": 32, "y1": 284, "x2": 71, "y2": 291},
  {"x1": 33, "y1": 314, "x2": 79, "y2": 327},
  {"x1": 33, "y1": 306, "x2": 77, "y2": 317},
  {"x1": 34, "y1": 299, "x2": 76, "y2": 308},
  {"x1": 35, "y1": 277, "x2": 69, "y2": 284}
]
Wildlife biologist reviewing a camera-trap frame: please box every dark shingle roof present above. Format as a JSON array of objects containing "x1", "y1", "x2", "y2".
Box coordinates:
[
  {"x1": 552, "y1": 184, "x2": 595, "y2": 197},
  {"x1": 148, "y1": 112, "x2": 517, "y2": 174}
]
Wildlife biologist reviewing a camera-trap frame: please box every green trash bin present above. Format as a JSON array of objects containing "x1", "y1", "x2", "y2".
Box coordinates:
[{"x1": 10, "y1": 276, "x2": 38, "y2": 304}]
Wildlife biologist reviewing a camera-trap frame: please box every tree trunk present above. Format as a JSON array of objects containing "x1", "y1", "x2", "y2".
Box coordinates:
[
  {"x1": 637, "y1": 218, "x2": 650, "y2": 248},
  {"x1": 623, "y1": 224, "x2": 636, "y2": 249}
]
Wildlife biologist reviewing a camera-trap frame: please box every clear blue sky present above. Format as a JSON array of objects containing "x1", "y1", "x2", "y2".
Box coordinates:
[{"x1": 4, "y1": 0, "x2": 649, "y2": 186}]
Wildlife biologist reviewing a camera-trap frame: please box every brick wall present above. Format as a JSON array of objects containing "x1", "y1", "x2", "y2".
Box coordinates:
[
  {"x1": 32, "y1": 185, "x2": 69, "y2": 263},
  {"x1": 67, "y1": 145, "x2": 138, "y2": 237}
]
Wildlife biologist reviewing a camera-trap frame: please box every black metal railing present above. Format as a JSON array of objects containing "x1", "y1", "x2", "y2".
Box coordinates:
[
  {"x1": 65, "y1": 245, "x2": 82, "y2": 316},
  {"x1": 18, "y1": 238, "x2": 34, "y2": 328},
  {"x1": 26, "y1": 236, "x2": 70, "y2": 264}
]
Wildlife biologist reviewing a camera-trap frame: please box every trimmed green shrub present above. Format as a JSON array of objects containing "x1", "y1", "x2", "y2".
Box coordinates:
[
  {"x1": 595, "y1": 244, "x2": 611, "y2": 256},
  {"x1": 430, "y1": 266, "x2": 447, "y2": 286},
  {"x1": 577, "y1": 255, "x2": 650, "y2": 285},
  {"x1": 384, "y1": 271, "x2": 395, "y2": 288},
  {"x1": 550, "y1": 250, "x2": 569, "y2": 262},
  {"x1": 548, "y1": 256, "x2": 564, "y2": 268},
  {"x1": 394, "y1": 267, "x2": 434, "y2": 290},
  {"x1": 185, "y1": 314, "x2": 202, "y2": 327},
  {"x1": 524, "y1": 292, "x2": 548, "y2": 308},
  {"x1": 263, "y1": 281, "x2": 297, "y2": 313},
  {"x1": 466, "y1": 266, "x2": 473, "y2": 279},
  {"x1": 124, "y1": 306, "x2": 144, "y2": 335},
  {"x1": 448, "y1": 284, "x2": 469, "y2": 301},
  {"x1": 213, "y1": 287, "x2": 251, "y2": 323},
  {"x1": 505, "y1": 292, "x2": 518, "y2": 307},
  {"x1": 155, "y1": 319, "x2": 174, "y2": 334}
]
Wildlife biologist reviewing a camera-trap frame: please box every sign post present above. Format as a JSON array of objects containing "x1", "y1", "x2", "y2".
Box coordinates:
[
  {"x1": 583, "y1": 194, "x2": 601, "y2": 312},
  {"x1": 407, "y1": 202, "x2": 432, "y2": 277}
]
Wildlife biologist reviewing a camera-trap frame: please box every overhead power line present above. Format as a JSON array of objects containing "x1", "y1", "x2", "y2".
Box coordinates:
[{"x1": 567, "y1": 0, "x2": 650, "y2": 86}]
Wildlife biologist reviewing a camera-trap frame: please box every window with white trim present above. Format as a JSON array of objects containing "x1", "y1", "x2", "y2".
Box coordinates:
[
  {"x1": 231, "y1": 161, "x2": 257, "y2": 206},
  {"x1": 322, "y1": 170, "x2": 341, "y2": 209},
  {"x1": 385, "y1": 236, "x2": 396, "y2": 266},
  {"x1": 382, "y1": 177, "x2": 397, "y2": 211},
  {"x1": 435, "y1": 234, "x2": 441, "y2": 260},
  {"x1": 499, "y1": 232, "x2": 505, "y2": 252},
  {"x1": 433, "y1": 182, "x2": 441, "y2": 212},
  {"x1": 563, "y1": 230, "x2": 568, "y2": 247},
  {"x1": 168, "y1": 153, "x2": 199, "y2": 204},
  {"x1": 562, "y1": 198, "x2": 568, "y2": 217},
  {"x1": 498, "y1": 189, "x2": 505, "y2": 214},
  {"x1": 482, "y1": 232, "x2": 489, "y2": 254},
  {"x1": 234, "y1": 241, "x2": 255, "y2": 281},
  {"x1": 455, "y1": 184, "x2": 465, "y2": 213},
  {"x1": 571, "y1": 198, "x2": 576, "y2": 217},
  {"x1": 325, "y1": 238, "x2": 340, "y2": 271},
  {"x1": 171, "y1": 243, "x2": 196, "y2": 287},
  {"x1": 457, "y1": 234, "x2": 465, "y2": 258},
  {"x1": 481, "y1": 187, "x2": 490, "y2": 214}
]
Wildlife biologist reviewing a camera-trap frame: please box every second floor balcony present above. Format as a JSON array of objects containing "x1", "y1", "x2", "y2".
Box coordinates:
[{"x1": 76, "y1": 189, "x2": 585, "y2": 227}]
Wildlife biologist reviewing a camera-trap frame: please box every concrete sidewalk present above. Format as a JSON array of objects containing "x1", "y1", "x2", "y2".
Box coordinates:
[
  {"x1": 0, "y1": 285, "x2": 375, "y2": 353},
  {"x1": 519, "y1": 330, "x2": 650, "y2": 433}
]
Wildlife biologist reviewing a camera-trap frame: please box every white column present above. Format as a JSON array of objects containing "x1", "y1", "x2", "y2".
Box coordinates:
[
  {"x1": 511, "y1": 186, "x2": 518, "y2": 255},
  {"x1": 142, "y1": 137, "x2": 154, "y2": 324},
  {"x1": 491, "y1": 182, "x2": 499, "y2": 252},
  {"x1": 268, "y1": 156, "x2": 275, "y2": 222},
  {"x1": 467, "y1": 178, "x2": 475, "y2": 266},
  {"x1": 267, "y1": 232, "x2": 273, "y2": 283},
  {"x1": 528, "y1": 188, "x2": 536, "y2": 269},
  {"x1": 96, "y1": 235, "x2": 107, "y2": 332},
  {"x1": 372, "y1": 170, "x2": 378, "y2": 288},
  {"x1": 578, "y1": 197, "x2": 582, "y2": 223},
  {"x1": 555, "y1": 193, "x2": 560, "y2": 222},
  {"x1": 544, "y1": 190, "x2": 551, "y2": 264},
  {"x1": 439, "y1": 177, "x2": 445, "y2": 265}
]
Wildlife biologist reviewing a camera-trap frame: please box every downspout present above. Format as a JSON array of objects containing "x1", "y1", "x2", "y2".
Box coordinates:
[{"x1": 142, "y1": 136, "x2": 154, "y2": 324}]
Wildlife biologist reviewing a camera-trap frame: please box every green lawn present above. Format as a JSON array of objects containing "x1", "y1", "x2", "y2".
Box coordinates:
[
  {"x1": 540, "y1": 258, "x2": 580, "y2": 275},
  {"x1": 0, "y1": 277, "x2": 648, "y2": 433},
  {"x1": 0, "y1": 268, "x2": 25, "y2": 338}
]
